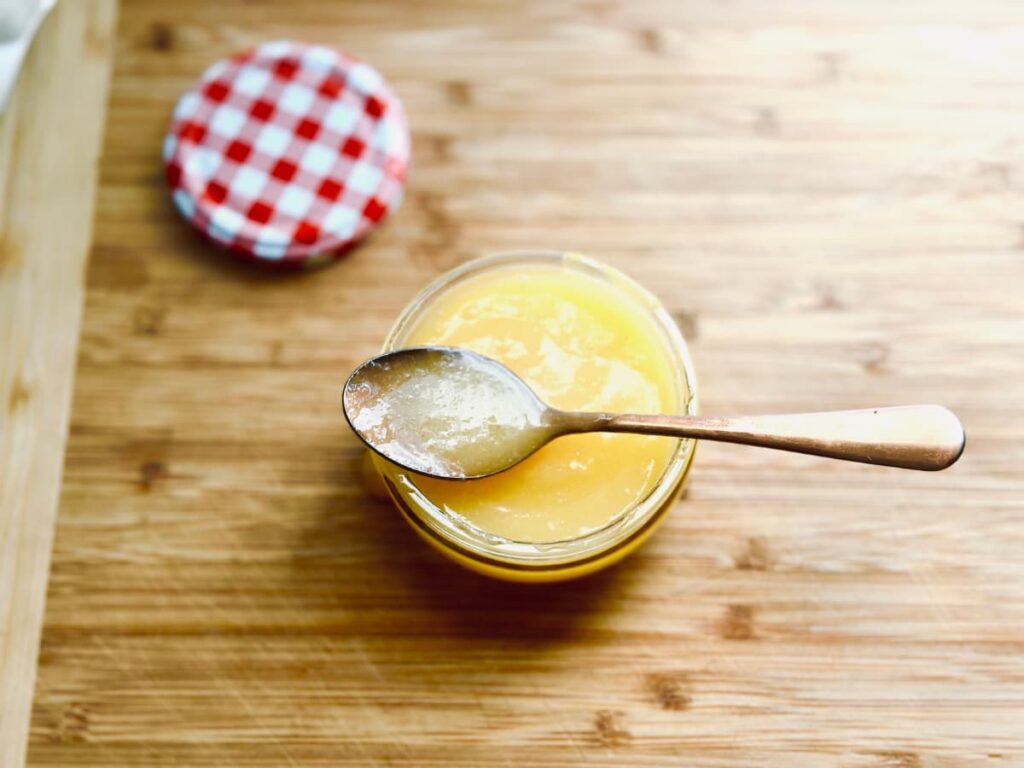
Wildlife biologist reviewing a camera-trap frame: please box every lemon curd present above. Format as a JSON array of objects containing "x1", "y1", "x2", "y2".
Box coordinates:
[{"x1": 376, "y1": 252, "x2": 697, "y2": 580}]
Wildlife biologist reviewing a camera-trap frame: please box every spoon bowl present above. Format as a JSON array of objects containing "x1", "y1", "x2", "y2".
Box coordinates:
[
  {"x1": 343, "y1": 346, "x2": 965, "y2": 480},
  {"x1": 343, "y1": 346, "x2": 557, "y2": 479}
]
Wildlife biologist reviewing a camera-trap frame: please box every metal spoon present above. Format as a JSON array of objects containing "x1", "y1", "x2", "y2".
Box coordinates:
[{"x1": 342, "y1": 346, "x2": 965, "y2": 480}]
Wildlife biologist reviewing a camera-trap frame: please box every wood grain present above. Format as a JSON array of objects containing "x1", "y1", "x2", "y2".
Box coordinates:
[
  {"x1": 0, "y1": 3, "x2": 117, "y2": 767},
  {"x1": 26, "y1": 0, "x2": 1024, "y2": 765}
]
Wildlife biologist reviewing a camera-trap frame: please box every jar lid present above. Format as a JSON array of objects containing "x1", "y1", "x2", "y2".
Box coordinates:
[{"x1": 163, "y1": 41, "x2": 410, "y2": 267}]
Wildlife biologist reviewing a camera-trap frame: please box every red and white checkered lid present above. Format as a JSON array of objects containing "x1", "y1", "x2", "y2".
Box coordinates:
[{"x1": 163, "y1": 41, "x2": 409, "y2": 267}]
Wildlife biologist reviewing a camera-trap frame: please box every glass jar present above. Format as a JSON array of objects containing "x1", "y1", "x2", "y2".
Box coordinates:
[{"x1": 373, "y1": 251, "x2": 698, "y2": 581}]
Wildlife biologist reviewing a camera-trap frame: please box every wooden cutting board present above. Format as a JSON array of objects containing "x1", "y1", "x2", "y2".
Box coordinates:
[{"x1": 14, "y1": 0, "x2": 1024, "y2": 765}]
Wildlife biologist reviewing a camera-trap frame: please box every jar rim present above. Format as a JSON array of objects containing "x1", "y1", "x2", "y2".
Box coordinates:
[{"x1": 378, "y1": 251, "x2": 699, "y2": 570}]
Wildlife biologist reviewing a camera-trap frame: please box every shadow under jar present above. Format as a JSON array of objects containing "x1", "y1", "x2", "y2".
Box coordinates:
[{"x1": 373, "y1": 252, "x2": 698, "y2": 581}]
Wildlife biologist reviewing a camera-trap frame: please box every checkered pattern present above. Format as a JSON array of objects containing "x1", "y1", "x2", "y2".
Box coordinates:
[{"x1": 163, "y1": 41, "x2": 409, "y2": 266}]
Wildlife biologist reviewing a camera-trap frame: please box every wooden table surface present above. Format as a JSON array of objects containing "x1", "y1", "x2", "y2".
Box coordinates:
[
  {"x1": 0, "y1": 2, "x2": 116, "y2": 765},
  {"x1": 6, "y1": 0, "x2": 1024, "y2": 765}
]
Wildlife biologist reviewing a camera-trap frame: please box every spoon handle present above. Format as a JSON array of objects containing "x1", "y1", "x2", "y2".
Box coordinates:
[{"x1": 560, "y1": 405, "x2": 965, "y2": 471}]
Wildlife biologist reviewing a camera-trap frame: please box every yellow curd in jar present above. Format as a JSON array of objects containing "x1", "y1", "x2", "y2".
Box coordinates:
[{"x1": 392, "y1": 259, "x2": 682, "y2": 544}]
